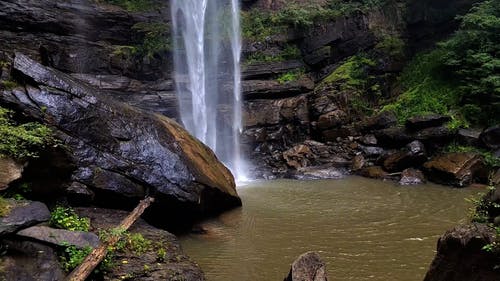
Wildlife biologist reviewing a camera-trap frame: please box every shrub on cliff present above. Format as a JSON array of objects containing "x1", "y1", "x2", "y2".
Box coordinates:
[
  {"x1": 439, "y1": 0, "x2": 500, "y2": 126},
  {"x1": 383, "y1": 0, "x2": 499, "y2": 127}
]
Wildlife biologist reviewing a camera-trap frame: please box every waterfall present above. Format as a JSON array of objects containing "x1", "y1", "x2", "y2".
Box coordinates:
[{"x1": 171, "y1": 0, "x2": 246, "y2": 181}]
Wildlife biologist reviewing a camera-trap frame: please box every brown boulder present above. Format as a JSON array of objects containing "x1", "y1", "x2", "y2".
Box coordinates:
[
  {"x1": 283, "y1": 144, "x2": 314, "y2": 169},
  {"x1": 423, "y1": 153, "x2": 486, "y2": 187},
  {"x1": 0, "y1": 156, "x2": 25, "y2": 190},
  {"x1": 358, "y1": 166, "x2": 389, "y2": 179}
]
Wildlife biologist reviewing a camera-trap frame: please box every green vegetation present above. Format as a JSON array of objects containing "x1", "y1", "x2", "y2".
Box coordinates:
[
  {"x1": 381, "y1": 49, "x2": 461, "y2": 123},
  {"x1": 60, "y1": 245, "x2": 93, "y2": 272},
  {"x1": 0, "y1": 196, "x2": 11, "y2": 217},
  {"x1": 245, "y1": 45, "x2": 301, "y2": 65},
  {"x1": 444, "y1": 143, "x2": 500, "y2": 169},
  {"x1": 382, "y1": 0, "x2": 499, "y2": 127},
  {"x1": 439, "y1": 0, "x2": 500, "y2": 126},
  {"x1": 0, "y1": 107, "x2": 53, "y2": 160},
  {"x1": 96, "y1": 0, "x2": 158, "y2": 12},
  {"x1": 242, "y1": 0, "x2": 387, "y2": 40},
  {"x1": 277, "y1": 69, "x2": 304, "y2": 84},
  {"x1": 50, "y1": 206, "x2": 90, "y2": 232},
  {"x1": 132, "y1": 22, "x2": 171, "y2": 59},
  {"x1": 320, "y1": 55, "x2": 380, "y2": 115},
  {"x1": 375, "y1": 35, "x2": 406, "y2": 59}
]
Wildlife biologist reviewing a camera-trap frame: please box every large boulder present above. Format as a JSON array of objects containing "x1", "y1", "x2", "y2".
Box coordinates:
[
  {"x1": 2, "y1": 53, "x2": 241, "y2": 227},
  {"x1": 424, "y1": 224, "x2": 500, "y2": 281},
  {"x1": 423, "y1": 153, "x2": 486, "y2": 187},
  {"x1": 284, "y1": 251, "x2": 328, "y2": 281},
  {"x1": 0, "y1": 200, "x2": 50, "y2": 236}
]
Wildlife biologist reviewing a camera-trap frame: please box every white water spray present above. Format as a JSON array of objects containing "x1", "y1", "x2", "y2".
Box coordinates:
[{"x1": 172, "y1": 0, "x2": 247, "y2": 181}]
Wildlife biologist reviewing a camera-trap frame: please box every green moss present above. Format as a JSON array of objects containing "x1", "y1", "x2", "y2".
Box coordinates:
[
  {"x1": 323, "y1": 55, "x2": 376, "y2": 87},
  {"x1": 319, "y1": 55, "x2": 380, "y2": 115},
  {"x1": 0, "y1": 197, "x2": 12, "y2": 217},
  {"x1": 277, "y1": 69, "x2": 304, "y2": 84},
  {"x1": 0, "y1": 107, "x2": 54, "y2": 160}
]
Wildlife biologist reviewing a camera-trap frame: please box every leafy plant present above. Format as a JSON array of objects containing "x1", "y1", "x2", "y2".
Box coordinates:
[
  {"x1": 60, "y1": 245, "x2": 92, "y2": 272},
  {"x1": 50, "y1": 207, "x2": 90, "y2": 232},
  {"x1": 277, "y1": 69, "x2": 304, "y2": 84},
  {"x1": 0, "y1": 107, "x2": 54, "y2": 160}
]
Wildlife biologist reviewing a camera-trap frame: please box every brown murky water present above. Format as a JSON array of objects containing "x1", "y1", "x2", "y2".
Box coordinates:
[{"x1": 180, "y1": 176, "x2": 482, "y2": 281}]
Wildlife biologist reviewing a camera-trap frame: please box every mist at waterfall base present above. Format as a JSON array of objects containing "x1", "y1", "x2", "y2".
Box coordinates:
[{"x1": 172, "y1": 0, "x2": 248, "y2": 182}]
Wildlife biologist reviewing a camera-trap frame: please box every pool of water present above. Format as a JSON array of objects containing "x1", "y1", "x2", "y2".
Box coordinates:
[{"x1": 180, "y1": 176, "x2": 481, "y2": 281}]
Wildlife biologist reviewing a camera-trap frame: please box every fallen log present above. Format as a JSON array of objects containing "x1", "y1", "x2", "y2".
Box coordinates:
[{"x1": 65, "y1": 197, "x2": 155, "y2": 281}]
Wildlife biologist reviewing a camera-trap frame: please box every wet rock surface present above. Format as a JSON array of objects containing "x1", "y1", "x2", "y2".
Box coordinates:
[
  {"x1": 284, "y1": 251, "x2": 328, "y2": 281},
  {"x1": 0, "y1": 200, "x2": 50, "y2": 236},
  {"x1": 423, "y1": 153, "x2": 486, "y2": 187},
  {"x1": 16, "y1": 225, "x2": 100, "y2": 249},
  {"x1": 424, "y1": 224, "x2": 500, "y2": 281},
  {"x1": 2, "y1": 53, "x2": 241, "y2": 227}
]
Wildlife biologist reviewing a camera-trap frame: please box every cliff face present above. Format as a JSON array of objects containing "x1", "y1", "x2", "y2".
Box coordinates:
[
  {"x1": 0, "y1": 0, "x2": 480, "y2": 179},
  {"x1": 0, "y1": 0, "x2": 177, "y2": 117}
]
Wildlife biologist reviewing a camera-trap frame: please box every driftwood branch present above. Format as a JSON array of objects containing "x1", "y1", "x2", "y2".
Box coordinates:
[{"x1": 65, "y1": 197, "x2": 155, "y2": 281}]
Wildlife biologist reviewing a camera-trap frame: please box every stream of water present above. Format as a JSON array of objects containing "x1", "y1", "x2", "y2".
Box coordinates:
[
  {"x1": 180, "y1": 177, "x2": 481, "y2": 281},
  {"x1": 171, "y1": 0, "x2": 245, "y2": 180}
]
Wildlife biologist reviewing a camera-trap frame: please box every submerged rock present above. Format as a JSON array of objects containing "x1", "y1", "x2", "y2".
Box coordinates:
[
  {"x1": 294, "y1": 165, "x2": 347, "y2": 180},
  {"x1": 3, "y1": 53, "x2": 241, "y2": 227},
  {"x1": 0, "y1": 200, "x2": 50, "y2": 236},
  {"x1": 423, "y1": 153, "x2": 486, "y2": 187},
  {"x1": 424, "y1": 224, "x2": 500, "y2": 281},
  {"x1": 284, "y1": 251, "x2": 328, "y2": 281}
]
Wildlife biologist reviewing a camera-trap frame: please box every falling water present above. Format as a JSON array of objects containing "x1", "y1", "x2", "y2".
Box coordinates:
[{"x1": 171, "y1": 0, "x2": 246, "y2": 181}]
